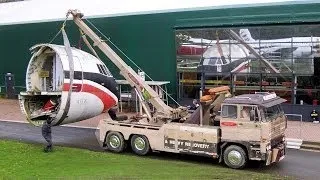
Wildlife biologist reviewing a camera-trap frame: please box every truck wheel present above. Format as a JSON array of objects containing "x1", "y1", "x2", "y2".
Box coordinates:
[
  {"x1": 105, "y1": 131, "x2": 125, "y2": 153},
  {"x1": 131, "y1": 135, "x2": 150, "y2": 155},
  {"x1": 223, "y1": 145, "x2": 247, "y2": 169}
]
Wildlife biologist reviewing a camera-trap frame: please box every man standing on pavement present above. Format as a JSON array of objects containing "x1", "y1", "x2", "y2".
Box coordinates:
[
  {"x1": 310, "y1": 109, "x2": 319, "y2": 123},
  {"x1": 42, "y1": 118, "x2": 53, "y2": 152}
]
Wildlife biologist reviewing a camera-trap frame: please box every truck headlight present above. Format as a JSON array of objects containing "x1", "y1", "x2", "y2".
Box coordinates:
[{"x1": 266, "y1": 144, "x2": 271, "y2": 151}]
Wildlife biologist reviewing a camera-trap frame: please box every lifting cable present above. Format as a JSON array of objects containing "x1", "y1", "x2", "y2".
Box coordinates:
[
  {"x1": 79, "y1": 29, "x2": 102, "y2": 60},
  {"x1": 47, "y1": 16, "x2": 69, "y2": 44}
]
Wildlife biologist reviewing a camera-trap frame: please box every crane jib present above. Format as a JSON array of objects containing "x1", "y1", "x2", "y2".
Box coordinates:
[{"x1": 127, "y1": 73, "x2": 143, "y2": 90}]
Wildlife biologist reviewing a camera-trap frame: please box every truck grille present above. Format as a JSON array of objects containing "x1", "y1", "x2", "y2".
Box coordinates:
[
  {"x1": 271, "y1": 135, "x2": 284, "y2": 148},
  {"x1": 270, "y1": 118, "x2": 285, "y2": 143},
  {"x1": 271, "y1": 125, "x2": 281, "y2": 139}
]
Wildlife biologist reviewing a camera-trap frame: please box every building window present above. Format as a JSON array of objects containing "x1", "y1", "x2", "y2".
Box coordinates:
[{"x1": 176, "y1": 24, "x2": 320, "y2": 105}]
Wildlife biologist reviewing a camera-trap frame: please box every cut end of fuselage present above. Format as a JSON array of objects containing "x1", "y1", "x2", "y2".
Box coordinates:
[{"x1": 19, "y1": 44, "x2": 119, "y2": 127}]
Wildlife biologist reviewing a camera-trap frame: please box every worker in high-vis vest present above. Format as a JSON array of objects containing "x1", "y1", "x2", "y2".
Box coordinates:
[{"x1": 310, "y1": 109, "x2": 319, "y2": 123}]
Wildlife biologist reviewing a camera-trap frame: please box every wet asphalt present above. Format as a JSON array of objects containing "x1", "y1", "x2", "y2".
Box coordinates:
[{"x1": 0, "y1": 120, "x2": 319, "y2": 180}]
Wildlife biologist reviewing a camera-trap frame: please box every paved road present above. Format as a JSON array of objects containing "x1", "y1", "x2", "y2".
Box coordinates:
[
  {"x1": 0, "y1": 121, "x2": 319, "y2": 180},
  {"x1": 0, "y1": 121, "x2": 102, "y2": 151}
]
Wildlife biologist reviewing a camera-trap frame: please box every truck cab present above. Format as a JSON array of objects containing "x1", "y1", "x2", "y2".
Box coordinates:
[{"x1": 218, "y1": 92, "x2": 287, "y2": 168}]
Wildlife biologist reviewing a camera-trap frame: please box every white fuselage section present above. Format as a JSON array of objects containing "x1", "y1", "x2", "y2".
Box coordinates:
[
  {"x1": 240, "y1": 29, "x2": 320, "y2": 58},
  {"x1": 20, "y1": 44, "x2": 119, "y2": 126}
]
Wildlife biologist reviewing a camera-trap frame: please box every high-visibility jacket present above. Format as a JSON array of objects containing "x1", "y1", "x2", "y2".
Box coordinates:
[{"x1": 311, "y1": 112, "x2": 318, "y2": 117}]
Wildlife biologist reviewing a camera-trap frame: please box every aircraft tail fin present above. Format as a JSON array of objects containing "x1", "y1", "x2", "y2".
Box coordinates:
[{"x1": 239, "y1": 29, "x2": 254, "y2": 42}]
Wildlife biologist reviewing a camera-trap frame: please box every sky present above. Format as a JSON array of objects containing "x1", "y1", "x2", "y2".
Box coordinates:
[{"x1": 0, "y1": 0, "x2": 307, "y2": 25}]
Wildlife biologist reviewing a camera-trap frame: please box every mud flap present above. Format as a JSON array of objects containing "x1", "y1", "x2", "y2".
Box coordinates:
[
  {"x1": 95, "y1": 118, "x2": 106, "y2": 148},
  {"x1": 266, "y1": 150, "x2": 272, "y2": 166},
  {"x1": 95, "y1": 115, "x2": 113, "y2": 149},
  {"x1": 94, "y1": 127, "x2": 103, "y2": 148},
  {"x1": 272, "y1": 148, "x2": 280, "y2": 163},
  {"x1": 266, "y1": 144, "x2": 285, "y2": 166},
  {"x1": 219, "y1": 142, "x2": 228, "y2": 163}
]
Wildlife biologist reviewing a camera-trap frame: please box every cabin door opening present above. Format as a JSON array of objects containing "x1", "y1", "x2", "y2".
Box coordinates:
[{"x1": 52, "y1": 54, "x2": 63, "y2": 92}]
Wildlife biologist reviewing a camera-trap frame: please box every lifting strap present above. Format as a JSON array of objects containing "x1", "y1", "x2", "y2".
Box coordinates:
[
  {"x1": 80, "y1": 29, "x2": 101, "y2": 60},
  {"x1": 56, "y1": 26, "x2": 74, "y2": 125}
]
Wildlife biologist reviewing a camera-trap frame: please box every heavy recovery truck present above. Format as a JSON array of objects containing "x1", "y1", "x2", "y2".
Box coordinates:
[
  {"x1": 42, "y1": 10, "x2": 289, "y2": 169},
  {"x1": 97, "y1": 87, "x2": 287, "y2": 169}
]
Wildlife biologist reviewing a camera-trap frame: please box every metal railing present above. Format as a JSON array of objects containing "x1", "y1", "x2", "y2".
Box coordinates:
[
  {"x1": 0, "y1": 85, "x2": 26, "y2": 95},
  {"x1": 285, "y1": 113, "x2": 302, "y2": 139}
]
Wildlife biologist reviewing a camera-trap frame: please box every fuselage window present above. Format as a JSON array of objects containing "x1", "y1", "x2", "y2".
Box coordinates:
[
  {"x1": 100, "y1": 65, "x2": 108, "y2": 75},
  {"x1": 97, "y1": 64, "x2": 113, "y2": 77},
  {"x1": 216, "y1": 58, "x2": 222, "y2": 65},
  {"x1": 102, "y1": 65, "x2": 112, "y2": 77},
  {"x1": 209, "y1": 57, "x2": 218, "y2": 66},
  {"x1": 97, "y1": 64, "x2": 104, "y2": 75}
]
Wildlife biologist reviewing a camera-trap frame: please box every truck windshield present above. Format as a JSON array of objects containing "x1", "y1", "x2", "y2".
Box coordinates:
[{"x1": 263, "y1": 105, "x2": 284, "y2": 121}]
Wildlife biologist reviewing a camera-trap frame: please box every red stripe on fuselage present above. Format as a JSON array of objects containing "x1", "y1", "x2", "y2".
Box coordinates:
[{"x1": 63, "y1": 83, "x2": 117, "y2": 112}]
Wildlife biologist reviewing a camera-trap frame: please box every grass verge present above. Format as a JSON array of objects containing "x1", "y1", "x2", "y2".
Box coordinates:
[{"x1": 0, "y1": 139, "x2": 288, "y2": 179}]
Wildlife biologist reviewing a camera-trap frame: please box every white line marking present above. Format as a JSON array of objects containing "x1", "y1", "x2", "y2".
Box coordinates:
[
  {"x1": 62, "y1": 125, "x2": 98, "y2": 129},
  {"x1": 0, "y1": 119, "x2": 26, "y2": 124},
  {"x1": 0, "y1": 119, "x2": 98, "y2": 129}
]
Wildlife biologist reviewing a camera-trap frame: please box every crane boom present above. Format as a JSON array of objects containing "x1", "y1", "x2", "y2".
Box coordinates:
[{"x1": 68, "y1": 10, "x2": 187, "y2": 123}]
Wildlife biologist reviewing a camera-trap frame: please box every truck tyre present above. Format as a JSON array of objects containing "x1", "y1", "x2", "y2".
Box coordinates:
[
  {"x1": 105, "y1": 131, "x2": 125, "y2": 153},
  {"x1": 223, "y1": 145, "x2": 247, "y2": 169},
  {"x1": 131, "y1": 135, "x2": 150, "y2": 155}
]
